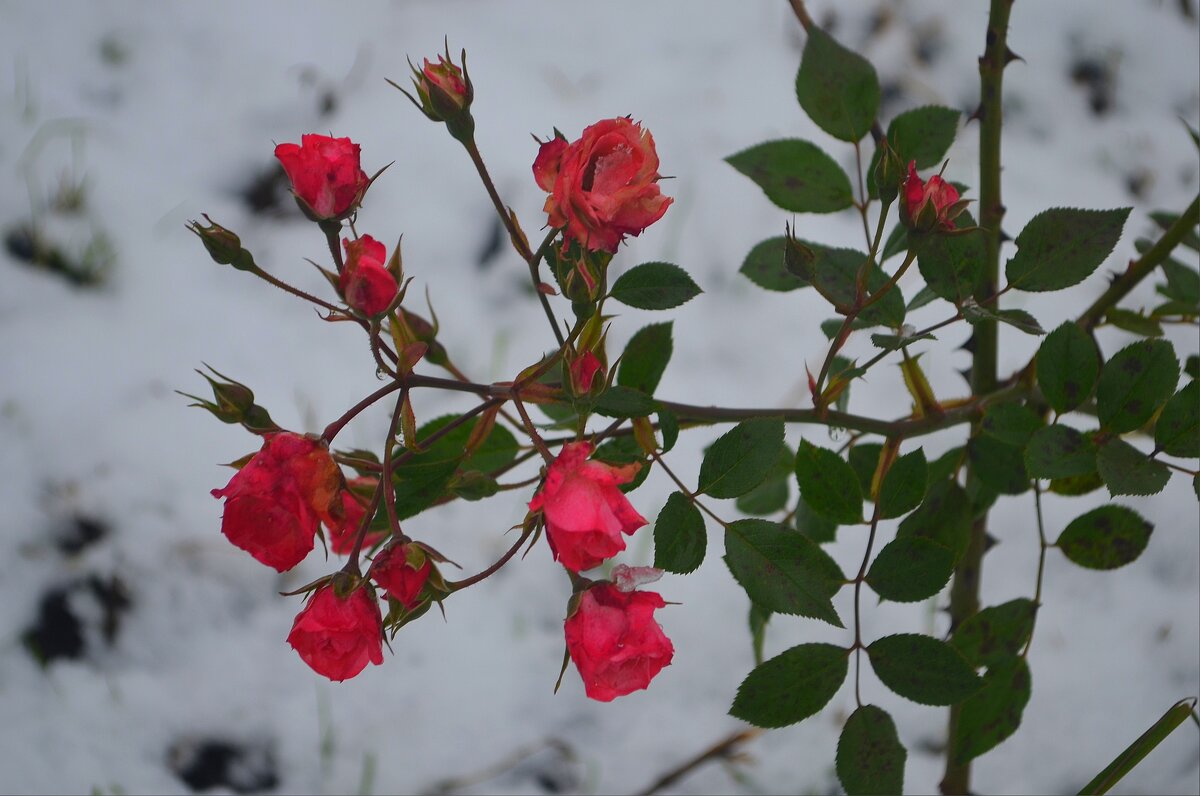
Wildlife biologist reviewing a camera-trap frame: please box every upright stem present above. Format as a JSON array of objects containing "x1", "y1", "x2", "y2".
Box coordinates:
[{"x1": 942, "y1": 1, "x2": 1014, "y2": 793}]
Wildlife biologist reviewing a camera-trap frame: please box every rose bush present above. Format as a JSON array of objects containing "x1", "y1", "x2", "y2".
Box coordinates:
[
  {"x1": 286, "y1": 583, "x2": 384, "y2": 681},
  {"x1": 564, "y1": 583, "x2": 674, "y2": 702}
]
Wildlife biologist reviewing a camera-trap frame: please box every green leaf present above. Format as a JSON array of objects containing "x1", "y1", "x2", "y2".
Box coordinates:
[
  {"x1": 726, "y1": 140, "x2": 854, "y2": 213},
  {"x1": 618, "y1": 322, "x2": 673, "y2": 395},
  {"x1": 739, "y1": 236, "x2": 804, "y2": 292},
  {"x1": 1096, "y1": 438, "x2": 1171, "y2": 497},
  {"x1": 951, "y1": 598, "x2": 1038, "y2": 668},
  {"x1": 981, "y1": 402, "x2": 1043, "y2": 447},
  {"x1": 1037, "y1": 322, "x2": 1101, "y2": 413},
  {"x1": 1157, "y1": 259, "x2": 1200, "y2": 306},
  {"x1": 837, "y1": 705, "x2": 907, "y2": 796},
  {"x1": 918, "y1": 211, "x2": 985, "y2": 303},
  {"x1": 1024, "y1": 425, "x2": 1098, "y2": 479},
  {"x1": 866, "y1": 536, "x2": 955, "y2": 603},
  {"x1": 867, "y1": 633, "x2": 983, "y2": 706},
  {"x1": 1057, "y1": 505, "x2": 1153, "y2": 570},
  {"x1": 796, "y1": 440, "x2": 864, "y2": 523},
  {"x1": 868, "y1": 105, "x2": 961, "y2": 198},
  {"x1": 592, "y1": 436, "x2": 651, "y2": 494},
  {"x1": 927, "y1": 447, "x2": 964, "y2": 486},
  {"x1": 961, "y1": 303, "x2": 1045, "y2": 336},
  {"x1": 653, "y1": 491, "x2": 707, "y2": 574},
  {"x1": 1079, "y1": 698, "x2": 1200, "y2": 795},
  {"x1": 788, "y1": 241, "x2": 906, "y2": 327},
  {"x1": 1006, "y1": 207, "x2": 1132, "y2": 292},
  {"x1": 1096, "y1": 339, "x2": 1180, "y2": 433},
  {"x1": 1150, "y1": 210, "x2": 1200, "y2": 253},
  {"x1": 881, "y1": 223, "x2": 908, "y2": 261},
  {"x1": 1185, "y1": 355, "x2": 1199, "y2": 381},
  {"x1": 795, "y1": 27, "x2": 880, "y2": 142},
  {"x1": 724, "y1": 519, "x2": 845, "y2": 626},
  {"x1": 871, "y1": 330, "x2": 936, "y2": 351},
  {"x1": 950, "y1": 656, "x2": 1032, "y2": 766},
  {"x1": 658, "y1": 409, "x2": 679, "y2": 453},
  {"x1": 969, "y1": 435, "x2": 1030, "y2": 495},
  {"x1": 749, "y1": 603, "x2": 772, "y2": 666},
  {"x1": 879, "y1": 449, "x2": 928, "y2": 519},
  {"x1": 609, "y1": 262, "x2": 702, "y2": 310},
  {"x1": 1105, "y1": 308, "x2": 1163, "y2": 338},
  {"x1": 1049, "y1": 471, "x2": 1105, "y2": 496},
  {"x1": 897, "y1": 479, "x2": 972, "y2": 562},
  {"x1": 697, "y1": 418, "x2": 785, "y2": 499},
  {"x1": 848, "y1": 443, "x2": 884, "y2": 496},
  {"x1": 736, "y1": 447, "x2": 793, "y2": 515},
  {"x1": 592, "y1": 385, "x2": 659, "y2": 418},
  {"x1": 729, "y1": 643, "x2": 849, "y2": 728},
  {"x1": 795, "y1": 493, "x2": 838, "y2": 543},
  {"x1": 1154, "y1": 381, "x2": 1199, "y2": 457}
]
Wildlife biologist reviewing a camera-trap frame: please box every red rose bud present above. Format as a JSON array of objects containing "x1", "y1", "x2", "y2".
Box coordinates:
[
  {"x1": 569, "y1": 351, "x2": 604, "y2": 396},
  {"x1": 400, "y1": 46, "x2": 475, "y2": 142},
  {"x1": 533, "y1": 117, "x2": 672, "y2": 253},
  {"x1": 188, "y1": 215, "x2": 259, "y2": 273},
  {"x1": 528, "y1": 441, "x2": 647, "y2": 572},
  {"x1": 564, "y1": 583, "x2": 674, "y2": 702},
  {"x1": 286, "y1": 583, "x2": 384, "y2": 681},
  {"x1": 369, "y1": 543, "x2": 433, "y2": 609},
  {"x1": 274, "y1": 134, "x2": 370, "y2": 220},
  {"x1": 211, "y1": 432, "x2": 343, "y2": 571},
  {"x1": 341, "y1": 235, "x2": 399, "y2": 317},
  {"x1": 325, "y1": 478, "x2": 386, "y2": 555},
  {"x1": 901, "y1": 160, "x2": 962, "y2": 232}
]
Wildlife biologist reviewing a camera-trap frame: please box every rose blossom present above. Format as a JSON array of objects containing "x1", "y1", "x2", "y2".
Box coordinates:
[
  {"x1": 901, "y1": 160, "x2": 961, "y2": 231},
  {"x1": 325, "y1": 478, "x2": 386, "y2": 555},
  {"x1": 564, "y1": 583, "x2": 674, "y2": 701},
  {"x1": 211, "y1": 432, "x2": 342, "y2": 572},
  {"x1": 528, "y1": 441, "x2": 647, "y2": 572},
  {"x1": 533, "y1": 117, "x2": 672, "y2": 253},
  {"x1": 369, "y1": 543, "x2": 432, "y2": 609},
  {"x1": 340, "y1": 235, "x2": 398, "y2": 317},
  {"x1": 286, "y1": 584, "x2": 384, "y2": 681},
  {"x1": 274, "y1": 134, "x2": 369, "y2": 220}
]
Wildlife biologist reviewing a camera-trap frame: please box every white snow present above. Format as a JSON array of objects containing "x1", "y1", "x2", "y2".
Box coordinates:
[{"x1": 1, "y1": 1, "x2": 1197, "y2": 794}]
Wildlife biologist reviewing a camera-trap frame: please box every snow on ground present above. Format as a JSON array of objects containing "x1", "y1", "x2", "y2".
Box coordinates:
[{"x1": 0, "y1": 1, "x2": 1197, "y2": 794}]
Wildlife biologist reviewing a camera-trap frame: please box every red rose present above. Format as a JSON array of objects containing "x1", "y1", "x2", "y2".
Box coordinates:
[
  {"x1": 533, "y1": 118, "x2": 672, "y2": 253},
  {"x1": 901, "y1": 160, "x2": 962, "y2": 231},
  {"x1": 325, "y1": 478, "x2": 386, "y2": 555},
  {"x1": 564, "y1": 583, "x2": 674, "y2": 701},
  {"x1": 274, "y1": 134, "x2": 369, "y2": 220},
  {"x1": 286, "y1": 584, "x2": 384, "y2": 681},
  {"x1": 528, "y1": 441, "x2": 647, "y2": 572},
  {"x1": 340, "y1": 235, "x2": 398, "y2": 317},
  {"x1": 568, "y1": 350, "x2": 604, "y2": 396},
  {"x1": 211, "y1": 432, "x2": 342, "y2": 572},
  {"x1": 369, "y1": 543, "x2": 432, "y2": 609},
  {"x1": 420, "y1": 55, "x2": 471, "y2": 113}
]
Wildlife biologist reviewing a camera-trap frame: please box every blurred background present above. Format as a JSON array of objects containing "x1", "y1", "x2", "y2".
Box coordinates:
[{"x1": 1, "y1": 1, "x2": 1197, "y2": 793}]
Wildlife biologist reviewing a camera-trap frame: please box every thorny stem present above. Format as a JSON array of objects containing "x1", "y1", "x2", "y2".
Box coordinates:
[
  {"x1": 650, "y1": 450, "x2": 729, "y2": 528},
  {"x1": 512, "y1": 396, "x2": 554, "y2": 462},
  {"x1": 943, "y1": 1, "x2": 1014, "y2": 793},
  {"x1": 322, "y1": 380, "x2": 406, "y2": 442},
  {"x1": 1021, "y1": 481, "x2": 1049, "y2": 659},
  {"x1": 636, "y1": 729, "x2": 764, "y2": 796},
  {"x1": 380, "y1": 389, "x2": 411, "y2": 547},
  {"x1": 852, "y1": 502, "x2": 885, "y2": 707},
  {"x1": 446, "y1": 524, "x2": 535, "y2": 591},
  {"x1": 254, "y1": 267, "x2": 342, "y2": 314},
  {"x1": 322, "y1": 222, "x2": 346, "y2": 274},
  {"x1": 853, "y1": 140, "x2": 872, "y2": 247}
]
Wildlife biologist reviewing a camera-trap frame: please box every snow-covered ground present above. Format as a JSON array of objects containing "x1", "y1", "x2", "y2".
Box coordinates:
[{"x1": 1, "y1": 1, "x2": 1197, "y2": 793}]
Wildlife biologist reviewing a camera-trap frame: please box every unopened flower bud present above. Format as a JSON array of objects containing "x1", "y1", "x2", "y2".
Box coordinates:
[
  {"x1": 901, "y1": 161, "x2": 963, "y2": 233},
  {"x1": 873, "y1": 139, "x2": 904, "y2": 205},
  {"x1": 188, "y1": 215, "x2": 258, "y2": 273},
  {"x1": 401, "y1": 45, "x2": 475, "y2": 143}
]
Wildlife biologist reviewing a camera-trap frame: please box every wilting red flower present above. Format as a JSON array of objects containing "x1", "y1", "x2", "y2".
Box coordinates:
[
  {"x1": 533, "y1": 117, "x2": 672, "y2": 253},
  {"x1": 340, "y1": 235, "x2": 398, "y2": 317},
  {"x1": 287, "y1": 584, "x2": 384, "y2": 681},
  {"x1": 274, "y1": 134, "x2": 369, "y2": 220},
  {"x1": 564, "y1": 583, "x2": 674, "y2": 701},
  {"x1": 211, "y1": 432, "x2": 342, "y2": 572},
  {"x1": 901, "y1": 160, "x2": 962, "y2": 231},
  {"x1": 528, "y1": 441, "x2": 647, "y2": 572},
  {"x1": 369, "y1": 543, "x2": 433, "y2": 609},
  {"x1": 326, "y1": 478, "x2": 386, "y2": 555}
]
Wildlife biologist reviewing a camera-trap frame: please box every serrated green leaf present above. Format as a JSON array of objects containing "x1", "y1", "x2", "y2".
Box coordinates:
[
  {"x1": 969, "y1": 435, "x2": 1029, "y2": 494},
  {"x1": 897, "y1": 479, "x2": 971, "y2": 562},
  {"x1": 1106, "y1": 308, "x2": 1163, "y2": 338},
  {"x1": 871, "y1": 330, "x2": 937, "y2": 351},
  {"x1": 653, "y1": 491, "x2": 707, "y2": 574},
  {"x1": 951, "y1": 599, "x2": 1037, "y2": 668},
  {"x1": 927, "y1": 447, "x2": 964, "y2": 485},
  {"x1": 868, "y1": 105, "x2": 961, "y2": 199},
  {"x1": 724, "y1": 519, "x2": 845, "y2": 625},
  {"x1": 1049, "y1": 471, "x2": 1105, "y2": 496},
  {"x1": 867, "y1": 633, "x2": 983, "y2": 706},
  {"x1": 1057, "y1": 505, "x2": 1153, "y2": 570},
  {"x1": 1158, "y1": 259, "x2": 1200, "y2": 306},
  {"x1": 950, "y1": 656, "x2": 1032, "y2": 766},
  {"x1": 795, "y1": 492, "x2": 838, "y2": 543},
  {"x1": 962, "y1": 303, "x2": 1045, "y2": 335},
  {"x1": 592, "y1": 385, "x2": 659, "y2": 418},
  {"x1": 618, "y1": 322, "x2": 673, "y2": 395},
  {"x1": 837, "y1": 705, "x2": 907, "y2": 795},
  {"x1": 697, "y1": 418, "x2": 785, "y2": 499},
  {"x1": 730, "y1": 642, "x2": 849, "y2": 728},
  {"x1": 879, "y1": 449, "x2": 928, "y2": 519},
  {"x1": 790, "y1": 240, "x2": 907, "y2": 327},
  {"x1": 1149, "y1": 210, "x2": 1200, "y2": 253},
  {"x1": 609, "y1": 262, "x2": 702, "y2": 310},
  {"x1": 795, "y1": 27, "x2": 880, "y2": 142},
  {"x1": 1006, "y1": 207, "x2": 1132, "y2": 292},
  {"x1": 866, "y1": 536, "x2": 955, "y2": 603},
  {"x1": 749, "y1": 602, "x2": 772, "y2": 666},
  {"x1": 918, "y1": 211, "x2": 985, "y2": 303},
  {"x1": 848, "y1": 443, "x2": 884, "y2": 497},
  {"x1": 1096, "y1": 339, "x2": 1180, "y2": 433},
  {"x1": 736, "y1": 447, "x2": 793, "y2": 515},
  {"x1": 1154, "y1": 381, "x2": 1199, "y2": 457},
  {"x1": 658, "y1": 409, "x2": 679, "y2": 453},
  {"x1": 797, "y1": 440, "x2": 864, "y2": 523},
  {"x1": 1097, "y1": 438, "x2": 1171, "y2": 496},
  {"x1": 1038, "y1": 322, "x2": 1101, "y2": 414},
  {"x1": 726, "y1": 140, "x2": 854, "y2": 213},
  {"x1": 981, "y1": 402, "x2": 1043, "y2": 446},
  {"x1": 1185, "y1": 355, "x2": 1199, "y2": 381},
  {"x1": 739, "y1": 236, "x2": 803, "y2": 292},
  {"x1": 881, "y1": 223, "x2": 908, "y2": 262},
  {"x1": 1024, "y1": 425, "x2": 1098, "y2": 479}
]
